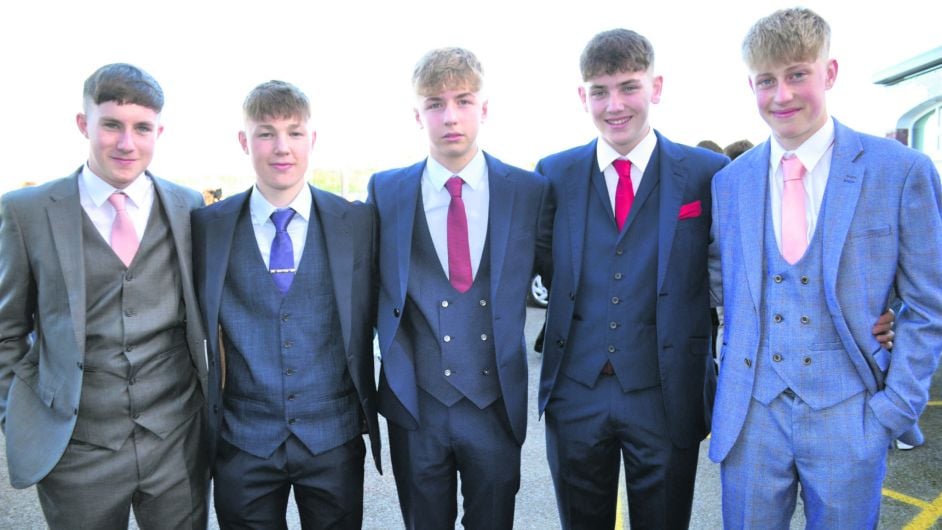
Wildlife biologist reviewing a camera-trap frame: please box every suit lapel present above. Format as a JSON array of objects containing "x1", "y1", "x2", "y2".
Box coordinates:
[
  {"x1": 820, "y1": 122, "x2": 864, "y2": 294},
  {"x1": 485, "y1": 153, "x2": 515, "y2": 301},
  {"x1": 46, "y1": 173, "x2": 86, "y2": 356},
  {"x1": 654, "y1": 136, "x2": 686, "y2": 292},
  {"x1": 564, "y1": 141, "x2": 597, "y2": 288},
  {"x1": 395, "y1": 162, "x2": 424, "y2": 304},
  {"x1": 314, "y1": 186, "x2": 354, "y2": 354},
  {"x1": 738, "y1": 142, "x2": 772, "y2": 313},
  {"x1": 202, "y1": 190, "x2": 247, "y2": 351}
]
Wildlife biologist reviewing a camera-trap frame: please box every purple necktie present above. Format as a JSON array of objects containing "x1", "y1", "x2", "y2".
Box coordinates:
[
  {"x1": 445, "y1": 176, "x2": 473, "y2": 293},
  {"x1": 269, "y1": 208, "x2": 296, "y2": 294},
  {"x1": 612, "y1": 159, "x2": 634, "y2": 231},
  {"x1": 781, "y1": 155, "x2": 808, "y2": 264},
  {"x1": 107, "y1": 192, "x2": 139, "y2": 267}
]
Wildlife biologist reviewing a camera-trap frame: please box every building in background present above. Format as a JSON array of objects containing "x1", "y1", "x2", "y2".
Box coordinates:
[{"x1": 875, "y1": 46, "x2": 942, "y2": 174}]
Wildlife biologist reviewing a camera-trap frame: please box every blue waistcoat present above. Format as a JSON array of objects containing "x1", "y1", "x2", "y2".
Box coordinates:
[
  {"x1": 401, "y1": 194, "x2": 501, "y2": 409},
  {"x1": 754, "y1": 199, "x2": 865, "y2": 409},
  {"x1": 219, "y1": 204, "x2": 362, "y2": 458},
  {"x1": 561, "y1": 151, "x2": 661, "y2": 392}
]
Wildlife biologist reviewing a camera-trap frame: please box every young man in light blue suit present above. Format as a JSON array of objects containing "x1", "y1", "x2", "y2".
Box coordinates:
[
  {"x1": 368, "y1": 48, "x2": 551, "y2": 529},
  {"x1": 709, "y1": 7, "x2": 942, "y2": 529}
]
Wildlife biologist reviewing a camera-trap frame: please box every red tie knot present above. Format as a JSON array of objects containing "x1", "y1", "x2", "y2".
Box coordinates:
[
  {"x1": 446, "y1": 176, "x2": 464, "y2": 198},
  {"x1": 612, "y1": 159, "x2": 631, "y2": 180}
]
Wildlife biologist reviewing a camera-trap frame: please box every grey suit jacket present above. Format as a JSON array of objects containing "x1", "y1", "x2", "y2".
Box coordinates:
[{"x1": 0, "y1": 168, "x2": 208, "y2": 488}]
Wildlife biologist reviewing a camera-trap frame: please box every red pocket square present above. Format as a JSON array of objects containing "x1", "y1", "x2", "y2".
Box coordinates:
[{"x1": 678, "y1": 200, "x2": 702, "y2": 219}]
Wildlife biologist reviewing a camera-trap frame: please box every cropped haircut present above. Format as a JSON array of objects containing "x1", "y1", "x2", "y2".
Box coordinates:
[
  {"x1": 412, "y1": 47, "x2": 484, "y2": 97},
  {"x1": 580, "y1": 29, "x2": 654, "y2": 81},
  {"x1": 243, "y1": 80, "x2": 311, "y2": 122},
  {"x1": 742, "y1": 7, "x2": 830, "y2": 69},
  {"x1": 724, "y1": 139, "x2": 755, "y2": 161},
  {"x1": 83, "y1": 63, "x2": 164, "y2": 112}
]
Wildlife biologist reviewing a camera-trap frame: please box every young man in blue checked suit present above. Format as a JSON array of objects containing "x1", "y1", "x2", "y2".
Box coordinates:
[
  {"x1": 709, "y1": 8, "x2": 942, "y2": 528},
  {"x1": 191, "y1": 80, "x2": 380, "y2": 529}
]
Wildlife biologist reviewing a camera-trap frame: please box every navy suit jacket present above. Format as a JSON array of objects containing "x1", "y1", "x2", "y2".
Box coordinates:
[
  {"x1": 536, "y1": 132, "x2": 727, "y2": 449},
  {"x1": 708, "y1": 119, "x2": 942, "y2": 462},
  {"x1": 368, "y1": 153, "x2": 551, "y2": 445},
  {"x1": 191, "y1": 185, "x2": 381, "y2": 471}
]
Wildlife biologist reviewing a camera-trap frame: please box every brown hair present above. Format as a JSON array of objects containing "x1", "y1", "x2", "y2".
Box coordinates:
[
  {"x1": 743, "y1": 7, "x2": 830, "y2": 69},
  {"x1": 83, "y1": 63, "x2": 164, "y2": 112},
  {"x1": 243, "y1": 80, "x2": 311, "y2": 122},
  {"x1": 412, "y1": 47, "x2": 484, "y2": 96},
  {"x1": 580, "y1": 29, "x2": 654, "y2": 81}
]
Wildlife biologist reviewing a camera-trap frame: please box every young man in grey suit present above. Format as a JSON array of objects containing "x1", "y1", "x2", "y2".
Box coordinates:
[
  {"x1": 0, "y1": 63, "x2": 209, "y2": 529},
  {"x1": 191, "y1": 80, "x2": 380, "y2": 529},
  {"x1": 709, "y1": 8, "x2": 942, "y2": 528}
]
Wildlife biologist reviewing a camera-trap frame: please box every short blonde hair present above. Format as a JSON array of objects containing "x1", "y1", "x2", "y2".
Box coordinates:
[
  {"x1": 243, "y1": 80, "x2": 310, "y2": 122},
  {"x1": 412, "y1": 47, "x2": 483, "y2": 96},
  {"x1": 743, "y1": 7, "x2": 830, "y2": 69}
]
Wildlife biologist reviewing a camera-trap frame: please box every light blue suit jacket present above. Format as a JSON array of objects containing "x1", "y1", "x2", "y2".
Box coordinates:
[{"x1": 708, "y1": 119, "x2": 942, "y2": 463}]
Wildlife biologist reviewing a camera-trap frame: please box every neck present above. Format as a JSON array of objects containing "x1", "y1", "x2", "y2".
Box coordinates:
[{"x1": 257, "y1": 182, "x2": 305, "y2": 208}]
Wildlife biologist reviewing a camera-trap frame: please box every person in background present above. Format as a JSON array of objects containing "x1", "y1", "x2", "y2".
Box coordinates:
[
  {"x1": 723, "y1": 139, "x2": 755, "y2": 161},
  {"x1": 0, "y1": 63, "x2": 209, "y2": 529}
]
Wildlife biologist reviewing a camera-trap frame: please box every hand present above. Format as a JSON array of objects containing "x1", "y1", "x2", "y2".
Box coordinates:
[{"x1": 872, "y1": 308, "x2": 895, "y2": 350}]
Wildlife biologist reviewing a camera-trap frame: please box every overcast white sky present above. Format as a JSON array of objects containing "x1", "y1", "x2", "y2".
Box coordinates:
[{"x1": 1, "y1": 0, "x2": 939, "y2": 193}]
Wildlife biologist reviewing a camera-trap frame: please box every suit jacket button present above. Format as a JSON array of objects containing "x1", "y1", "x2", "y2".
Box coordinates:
[
  {"x1": 556, "y1": 339, "x2": 565, "y2": 348},
  {"x1": 772, "y1": 353, "x2": 783, "y2": 362},
  {"x1": 773, "y1": 274, "x2": 783, "y2": 283},
  {"x1": 73, "y1": 408, "x2": 78, "y2": 416},
  {"x1": 441, "y1": 300, "x2": 449, "y2": 308},
  {"x1": 443, "y1": 335, "x2": 452, "y2": 343},
  {"x1": 76, "y1": 362, "x2": 83, "y2": 370},
  {"x1": 803, "y1": 357, "x2": 812, "y2": 365},
  {"x1": 773, "y1": 314, "x2": 783, "y2": 323},
  {"x1": 744, "y1": 358, "x2": 752, "y2": 368},
  {"x1": 800, "y1": 316, "x2": 810, "y2": 324},
  {"x1": 569, "y1": 292, "x2": 575, "y2": 301},
  {"x1": 479, "y1": 299, "x2": 487, "y2": 307},
  {"x1": 288, "y1": 418, "x2": 297, "y2": 425},
  {"x1": 480, "y1": 334, "x2": 488, "y2": 341},
  {"x1": 800, "y1": 276, "x2": 810, "y2": 285},
  {"x1": 212, "y1": 405, "x2": 219, "y2": 414},
  {"x1": 444, "y1": 369, "x2": 452, "y2": 377},
  {"x1": 393, "y1": 308, "x2": 401, "y2": 317}
]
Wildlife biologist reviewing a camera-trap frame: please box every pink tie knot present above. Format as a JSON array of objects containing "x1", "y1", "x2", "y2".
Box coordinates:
[
  {"x1": 446, "y1": 176, "x2": 464, "y2": 198},
  {"x1": 108, "y1": 191, "x2": 127, "y2": 211},
  {"x1": 782, "y1": 155, "x2": 805, "y2": 182}
]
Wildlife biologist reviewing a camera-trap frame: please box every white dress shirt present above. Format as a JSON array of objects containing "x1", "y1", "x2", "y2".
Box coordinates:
[
  {"x1": 595, "y1": 127, "x2": 658, "y2": 215},
  {"x1": 421, "y1": 149, "x2": 489, "y2": 279},
  {"x1": 250, "y1": 185, "x2": 311, "y2": 269},
  {"x1": 768, "y1": 117, "x2": 835, "y2": 253},
  {"x1": 79, "y1": 165, "x2": 155, "y2": 244}
]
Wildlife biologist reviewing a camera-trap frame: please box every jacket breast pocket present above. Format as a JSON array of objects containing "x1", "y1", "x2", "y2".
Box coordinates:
[{"x1": 849, "y1": 225, "x2": 891, "y2": 239}]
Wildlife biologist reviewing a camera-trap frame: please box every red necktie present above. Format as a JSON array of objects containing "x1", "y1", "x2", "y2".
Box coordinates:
[
  {"x1": 445, "y1": 176, "x2": 473, "y2": 293},
  {"x1": 781, "y1": 155, "x2": 808, "y2": 264},
  {"x1": 108, "y1": 192, "x2": 140, "y2": 267},
  {"x1": 612, "y1": 159, "x2": 634, "y2": 231}
]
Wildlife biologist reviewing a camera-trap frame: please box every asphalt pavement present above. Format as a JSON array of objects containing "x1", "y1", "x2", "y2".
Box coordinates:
[{"x1": 2, "y1": 306, "x2": 940, "y2": 528}]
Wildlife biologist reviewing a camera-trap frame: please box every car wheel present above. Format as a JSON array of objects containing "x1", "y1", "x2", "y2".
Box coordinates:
[{"x1": 528, "y1": 274, "x2": 549, "y2": 308}]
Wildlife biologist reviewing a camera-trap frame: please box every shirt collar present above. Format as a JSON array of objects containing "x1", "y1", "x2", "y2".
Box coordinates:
[
  {"x1": 250, "y1": 184, "x2": 312, "y2": 227},
  {"x1": 595, "y1": 127, "x2": 658, "y2": 173},
  {"x1": 81, "y1": 164, "x2": 152, "y2": 208},
  {"x1": 426, "y1": 149, "x2": 487, "y2": 191},
  {"x1": 770, "y1": 116, "x2": 835, "y2": 173}
]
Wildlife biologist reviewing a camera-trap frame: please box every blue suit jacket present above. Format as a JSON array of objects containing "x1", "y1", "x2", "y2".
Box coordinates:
[
  {"x1": 536, "y1": 133, "x2": 727, "y2": 449},
  {"x1": 368, "y1": 153, "x2": 551, "y2": 445},
  {"x1": 191, "y1": 185, "x2": 381, "y2": 471},
  {"x1": 708, "y1": 119, "x2": 942, "y2": 462}
]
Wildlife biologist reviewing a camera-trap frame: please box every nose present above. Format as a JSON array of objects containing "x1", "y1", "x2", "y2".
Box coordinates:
[
  {"x1": 443, "y1": 102, "x2": 458, "y2": 124},
  {"x1": 773, "y1": 81, "x2": 793, "y2": 103},
  {"x1": 116, "y1": 130, "x2": 135, "y2": 152},
  {"x1": 607, "y1": 95, "x2": 625, "y2": 113},
  {"x1": 274, "y1": 134, "x2": 290, "y2": 154}
]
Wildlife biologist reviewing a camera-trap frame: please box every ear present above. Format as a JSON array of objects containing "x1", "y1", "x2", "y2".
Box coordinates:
[
  {"x1": 238, "y1": 131, "x2": 249, "y2": 154},
  {"x1": 414, "y1": 107, "x2": 423, "y2": 129},
  {"x1": 650, "y1": 75, "x2": 664, "y2": 104},
  {"x1": 748, "y1": 75, "x2": 756, "y2": 93},
  {"x1": 480, "y1": 99, "x2": 489, "y2": 122},
  {"x1": 577, "y1": 86, "x2": 588, "y2": 112},
  {"x1": 156, "y1": 124, "x2": 164, "y2": 139},
  {"x1": 824, "y1": 58, "x2": 838, "y2": 90},
  {"x1": 309, "y1": 130, "x2": 317, "y2": 150},
  {"x1": 76, "y1": 113, "x2": 89, "y2": 138}
]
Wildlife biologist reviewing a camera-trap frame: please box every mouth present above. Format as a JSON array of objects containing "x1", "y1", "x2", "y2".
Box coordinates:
[
  {"x1": 605, "y1": 116, "x2": 631, "y2": 128},
  {"x1": 442, "y1": 133, "x2": 464, "y2": 142},
  {"x1": 111, "y1": 157, "x2": 137, "y2": 167},
  {"x1": 270, "y1": 163, "x2": 294, "y2": 171},
  {"x1": 771, "y1": 108, "x2": 801, "y2": 119}
]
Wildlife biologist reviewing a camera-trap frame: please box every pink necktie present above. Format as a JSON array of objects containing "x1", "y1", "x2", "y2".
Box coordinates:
[
  {"x1": 445, "y1": 176, "x2": 473, "y2": 293},
  {"x1": 781, "y1": 155, "x2": 808, "y2": 264},
  {"x1": 108, "y1": 192, "x2": 139, "y2": 267},
  {"x1": 612, "y1": 159, "x2": 634, "y2": 231}
]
